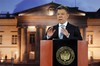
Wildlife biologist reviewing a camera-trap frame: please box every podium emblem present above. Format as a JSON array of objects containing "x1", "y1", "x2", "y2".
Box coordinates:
[{"x1": 56, "y1": 46, "x2": 75, "y2": 65}]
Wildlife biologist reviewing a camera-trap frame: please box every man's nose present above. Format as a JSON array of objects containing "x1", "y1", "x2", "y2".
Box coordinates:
[{"x1": 59, "y1": 15, "x2": 62, "y2": 18}]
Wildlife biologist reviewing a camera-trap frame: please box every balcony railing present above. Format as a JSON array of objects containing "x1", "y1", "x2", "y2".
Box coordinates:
[{"x1": 0, "y1": 14, "x2": 15, "y2": 19}]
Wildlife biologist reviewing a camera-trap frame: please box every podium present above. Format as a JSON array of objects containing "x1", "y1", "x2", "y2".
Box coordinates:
[{"x1": 40, "y1": 40, "x2": 88, "y2": 66}]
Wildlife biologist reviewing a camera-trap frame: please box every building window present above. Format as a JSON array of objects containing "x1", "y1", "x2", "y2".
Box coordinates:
[
  {"x1": 0, "y1": 35, "x2": 2, "y2": 44},
  {"x1": 87, "y1": 34, "x2": 93, "y2": 44},
  {"x1": 30, "y1": 34, "x2": 35, "y2": 44},
  {"x1": 86, "y1": 32, "x2": 93, "y2": 44},
  {"x1": 12, "y1": 35, "x2": 17, "y2": 44}
]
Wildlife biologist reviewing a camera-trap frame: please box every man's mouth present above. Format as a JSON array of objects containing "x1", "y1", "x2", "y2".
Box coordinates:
[
  {"x1": 59, "y1": 18, "x2": 62, "y2": 20},
  {"x1": 58, "y1": 19, "x2": 63, "y2": 20}
]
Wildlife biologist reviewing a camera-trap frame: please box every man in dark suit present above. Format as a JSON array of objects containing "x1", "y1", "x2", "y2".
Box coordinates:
[{"x1": 43, "y1": 5, "x2": 82, "y2": 40}]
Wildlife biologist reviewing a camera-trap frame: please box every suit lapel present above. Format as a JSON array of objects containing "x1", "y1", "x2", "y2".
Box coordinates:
[
  {"x1": 66, "y1": 22, "x2": 71, "y2": 32},
  {"x1": 63, "y1": 23, "x2": 70, "y2": 39}
]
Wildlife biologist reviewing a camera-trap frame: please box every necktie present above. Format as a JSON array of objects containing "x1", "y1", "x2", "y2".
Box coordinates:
[
  {"x1": 60, "y1": 31, "x2": 63, "y2": 39},
  {"x1": 59, "y1": 24, "x2": 65, "y2": 39}
]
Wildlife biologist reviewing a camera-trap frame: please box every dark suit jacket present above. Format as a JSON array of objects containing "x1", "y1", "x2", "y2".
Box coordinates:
[{"x1": 43, "y1": 23, "x2": 82, "y2": 40}]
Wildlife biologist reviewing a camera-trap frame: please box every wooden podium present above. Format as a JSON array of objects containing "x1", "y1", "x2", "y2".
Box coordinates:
[{"x1": 40, "y1": 40, "x2": 88, "y2": 66}]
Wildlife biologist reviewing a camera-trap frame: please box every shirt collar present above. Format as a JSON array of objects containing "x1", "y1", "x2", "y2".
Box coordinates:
[{"x1": 59, "y1": 21, "x2": 68, "y2": 27}]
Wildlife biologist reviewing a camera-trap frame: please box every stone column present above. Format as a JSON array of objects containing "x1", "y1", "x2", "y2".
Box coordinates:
[
  {"x1": 20, "y1": 27, "x2": 28, "y2": 63},
  {"x1": 41, "y1": 25, "x2": 46, "y2": 40},
  {"x1": 83, "y1": 28, "x2": 86, "y2": 40},
  {"x1": 24, "y1": 27, "x2": 28, "y2": 63},
  {"x1": 18, "y1": 27, "x2": 21, "y2": 62},
  {"x1": 35, "y1": 25, "x2": 40, "y2": 64}
]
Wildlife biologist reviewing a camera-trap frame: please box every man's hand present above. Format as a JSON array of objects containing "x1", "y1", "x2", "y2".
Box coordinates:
[
  {"x1": 61, "y1": 27, "x2": 70, "y2": 38},
  {"x1": 47, "y1": 27, "x2": 56, "y2": 38}
]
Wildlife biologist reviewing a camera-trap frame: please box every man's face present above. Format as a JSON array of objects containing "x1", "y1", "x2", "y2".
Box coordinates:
[{"x1": 57, "y1": 9, "x2": 69, "y2": 24}]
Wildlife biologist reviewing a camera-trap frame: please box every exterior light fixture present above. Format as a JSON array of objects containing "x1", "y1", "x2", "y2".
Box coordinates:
[{"x1": 48, "y1": 6, "x2": 55, "y2": 16}]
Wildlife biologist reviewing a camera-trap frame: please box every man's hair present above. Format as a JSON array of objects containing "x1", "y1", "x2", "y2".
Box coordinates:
[{"x1": 56, "y1": 5, "x2": 69, "y2": 13}]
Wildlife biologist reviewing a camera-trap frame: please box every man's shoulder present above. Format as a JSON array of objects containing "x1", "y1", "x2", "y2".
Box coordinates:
[
  {"x1": 52, "y1": 24, "x2": 58, "y2": 28},
  {"x1": 68, "y1": 23, "x2": 78, "y2": 28}
]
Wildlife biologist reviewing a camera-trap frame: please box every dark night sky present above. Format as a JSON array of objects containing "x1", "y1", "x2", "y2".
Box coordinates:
[{"x1": 0, "y1": 0, "x2": 100, "y2": 14}]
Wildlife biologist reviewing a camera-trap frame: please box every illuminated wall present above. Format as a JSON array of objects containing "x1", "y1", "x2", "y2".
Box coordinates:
[
  {"x1": 0, "y1": 19, "x2": 19, "y2": 63},
  {"x1": 87, "y1": 26, "x2": 100, "y2": 60}
]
